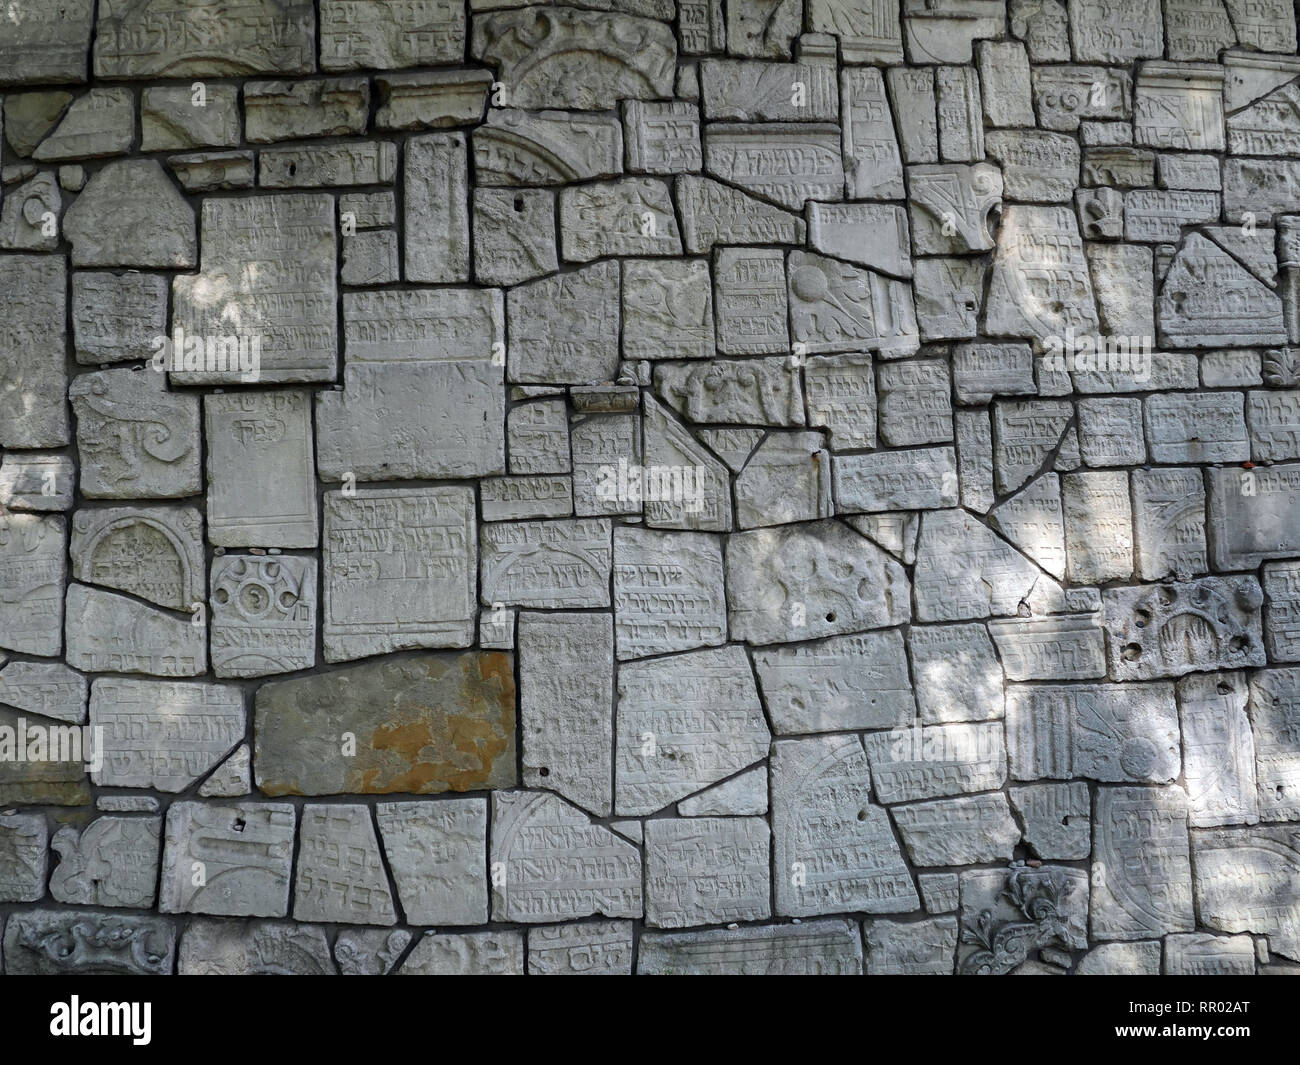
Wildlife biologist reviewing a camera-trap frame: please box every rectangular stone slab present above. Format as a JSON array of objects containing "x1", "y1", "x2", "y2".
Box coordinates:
[{"x1": 255, "y1": 651, "x2": 516, "y2": 796}]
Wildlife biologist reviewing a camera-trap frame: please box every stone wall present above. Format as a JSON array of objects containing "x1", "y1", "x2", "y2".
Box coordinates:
[{"x1": 0, "y1": 0, "x2": 1299, "y2": 976}]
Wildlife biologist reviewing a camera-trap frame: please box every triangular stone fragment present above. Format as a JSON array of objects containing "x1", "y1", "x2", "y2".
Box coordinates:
[
  {"x1": 1203, "y1": 224, "x2": 1278, "y2": 287},
  {"x1": 678, "y1": 765, "x2": 768, "y2": 816},
  {"x1": 1158, "y1": 233, "x2": 1287, "y2": 347},
  {"x1": 676, "y1": 174, "x2": 806, "y2": 253},
  {"x1": 989, "y1": 475, "x2": 1067, "y2": 579},
  {"x1": 696, "y1": 427, "x2": 764, "y2": 472},
  {"x1": 914, "y1": 509, "x2": 1067, "y2": 622},
  {"x1": 994, "y1": 400, "x2": 1074, "y2": 494},
  {"x1": 642, "y1": 395, "x2": 732, "y2": 530},
  {"x1": 198, "y1": 743, "x2": 251, "y2": 798},
  {"x1": 845, "y1": 512, "x2": 920, "y2": 564}
]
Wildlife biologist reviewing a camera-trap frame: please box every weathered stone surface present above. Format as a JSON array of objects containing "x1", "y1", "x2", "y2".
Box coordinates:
[
  {"x1": 0, "y1": 173, "x2": 60, "y2": 251},
  {"x1": 1264, "y1": 563, "x2": 1300, "y2": 662},
  {"x1": 64, "y1": 160, "x2": 195, "y2": 268},
  {"x1": 1178, "y1": 672, "x2": 1259, "y2": 828},
  {"x1": 987, "y1": 204, "x2": 1098, "y2": 341},
  {"x1": 1208, "y1": 463, "x2": 1300, "y2": 570},
  {"x1": 676, "y1": 175, "x2": 804, "y2": 252},
  {"x1": 167, "y1": 150, "x2": 256, "y2": 191},
  {"x1": 0, "y1": 254, "x2": 69, "y2": 449},
  {"x1": 141, "y1": 84, "x2": 240, "y2": 150},
  {"x1": 840, "y1": 69, "x2": 905, "y2": 198},
  {"x1": 198, "y1": 743, "x2": 251, "y2": 798},
  {"x1": 559, "y1": 178, "x2": 681, "y2": 261},
  {"x1": 320, "y1": 290, "x2": 504, "y2": 480},
  {"x1": 90, "y1": 678, "x2": 244, "y2": 791},
  {"x1": 400, "y1": 930, "x2": 523, "y2": 975},
  {"x1": 211, "y1": 554, "x2": 316, "y2": 678},
  {"x1": 1063, "y1": 470, "x2": 1134, "y2": 583},
  {"x1": 892, "y1": 793, "x2": 1021, "y2": 866},
  {"x1": 1165, "y1": 932, "x2": 1256, "y2": 975},
  {"x1": 958, "y1": 862, "x2": 1088, "y2": 972},
  {"x1": 323, "y1": 488, "x2": 476, "y2": 659},
  {"x1": 173, "y1": 193, "x2": 336, "y2": 384},
  {"x1": 475, "y1": 109, "x2": 623, "y2": 186},
  {"x1": 613, "y1": 528, "x2": 725, "y2": 659},
  {"x1": 244, "y1": 78, "x2": 368, "y2": 142},
  {"x1": 95, "y1": 0, "x2": 314, "y2": 78},
  {"x1": 1075, "y1": 940, "x2": 1162, "y2": 974},
  {"x1": 637, "y1": 918, "x2": 862, "y2": 974},
  {"x1": 492, "y1": 791, "x2": 642, "y2": 922},
  {"x1": 517, "y1": 612, "x2": 613, "y2": 816},
  {"x1": 334, "y1": 929, "x2": 410, "y2": 975},
  {"x1": 0, "y1": 811, "x2": 48, "y2": 902},
  {"x1": 70, "y1": 505, "x2": 203, "y2": 610},
  {"x1": 986, "y1": 130, "x2": 1079, "y2": 201},
  {"x1": 527, "y1": 921, "x2": 633, "y2": 975},
  {"x1": 1192, "y1": 824, "x2": 1300, "y2": 960},
  {"x1": 912, "y1": 509, "x2": 1068, "y2": 623},
  {"x1": 508, "y1": 261, "x2": 620, "y2": 384},
  {"x1": 0, "y1": 661, "x2": 86, "y2": 723},
  {"x1": 1007, "y1": 681, "x2": 1180, "y2": 783},
  {"x1": 864, "y1": 917, "x2": 957, "y2": 975},
  {"x1": 622, "y1": 258, "x2": 713, "y2": 361},
  {"x1": 0, "y1": 512, "x2": 66, "y2": 656},
  {"x1": 705, "y1": 123, "x2": 844, "y2": 210},
  {"x1": 835, "y1": 447, "x2": 958, "y2": 512},
  {"x1": 4, "y1": 910, "x2": 174, "y2": 975},
  {"x1": 49, "y1": 816, "x2": 159, "y2": 908},
  {"x1": 755, "y1": 630, "x2": 914, "y2": 733},
  {"x1": 910, "y1": 623, "x2": 1005, "y2": 724},
  {"x1": 616, "y1": 646, "x2": 768, "y2": 815},
  {"x1": 727, "y1": 520, "x2": 910, "y2": 644},
  {"x1": 646, "y1": 816, "x2": 770, "y2": 927},
  {"x1": 262, "y1": 138, "x2": 395, "y2": 188},
  {"x1": 472, "y1": 188, "x2": 557, "y2": 287},
  {"x1": 1247, "y1": 668, "x2": 1300, "y2": 824},
  {"x1": 1102, "y1": 576, "x2": 1266, "y2": 681},
  {"x1": 877, "y1": 360, "x2": 952, "y2": 446},
  {"x1": 480, "y1": 517, "x2": 611, "y2": 609},
  {"x1": 178, "y1": 919, "x2": 332, "y2": 975},
  {"x1": 1010, "y1": 781, "x2": 1091, "y2": 859},
  {"x1": 377, "y1": 799, "x2": 488, "y2": 925},
  {"x1": 31, "y1": 88, "x2": 132, "y2": 161},
  {"x1": 472, "y1": 7, "x2": 675, "y2": 109},
  {"x1": 70, "y1": 271, "x2": 167, "y2": 365},
  {"x1": 255, "y1": 652, "x2": 516, "y2": 796},
  {"x1": 160, "y1": 801, "x2": 295, "y2": 917},
  {"x1": 908, "y1": 163, "x2": 1003, "y2": 254},
  {"x1": 62, "y1": 579, "x2": 205, "y2": 675},
  {"x1": 0, "y1": 704, "x2": 90, "y2": 806},
  {"x1": 294, "y1": 804, "x2": 396, "y2": 925},
  {"x1": 0, "y1": 1, "x2": 94, "y2": 85},
  {"x1": 69, "y1": 369, "x2": 200, "y2": 499},
  {"x1": 1092, "y1": 786, "x2": 1195, "y2": 941},
  {"x1": 678, "y1": 765, "x2": 767, "y2": 816},
  {"x1": 375, "y1": 69, "x2": 491, "y2": 130},
  {"x1": 404, "y1": 133, "x2": 469, "y2": 283},
  {"x1": 865, "y1": 722, "x2": 1007, "y2": 804}
]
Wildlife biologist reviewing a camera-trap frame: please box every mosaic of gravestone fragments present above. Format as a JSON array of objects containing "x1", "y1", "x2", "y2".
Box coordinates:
[{"x1": 3, "y1": 0, "x2": 1300, "y2": 979}]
